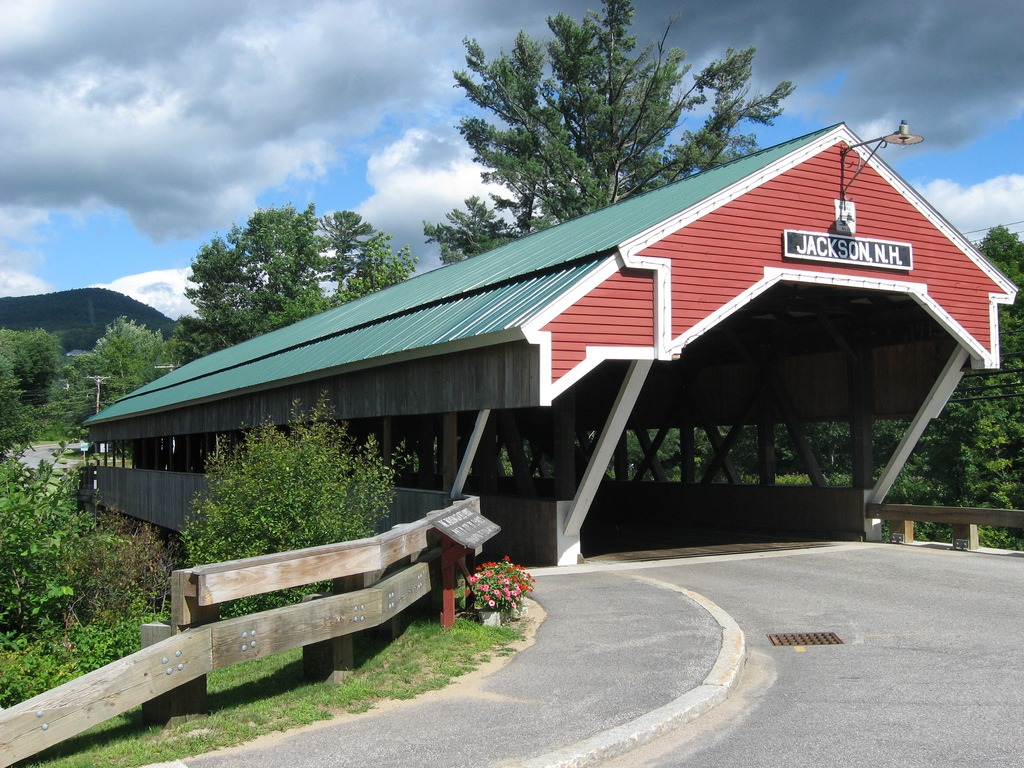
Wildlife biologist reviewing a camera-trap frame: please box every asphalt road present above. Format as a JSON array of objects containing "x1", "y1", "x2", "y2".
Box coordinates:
[
  {"x1": 16, "y1": 444, "x2": 86, "y2": 468},
  {"x1": 599, "y1": 543, "x2": 1024, "y2": 767}
]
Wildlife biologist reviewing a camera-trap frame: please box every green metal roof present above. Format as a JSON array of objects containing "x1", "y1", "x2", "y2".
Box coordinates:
[{"x1": 87, "y1": 125, "x2": 837, "y2": 424}]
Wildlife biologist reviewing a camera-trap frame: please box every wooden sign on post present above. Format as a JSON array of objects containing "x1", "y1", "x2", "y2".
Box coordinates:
[
  {"x1": 430, "y1": 501, "x2": 500, "y2": 628},
  {"x1": 432, "y1": 505, "x2": 501, "y2": 550}
]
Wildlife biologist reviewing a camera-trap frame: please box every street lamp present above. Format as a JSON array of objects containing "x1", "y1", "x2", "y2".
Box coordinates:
[{"x1": 836, "y1": 121, "x2": 924, "y2": 234}]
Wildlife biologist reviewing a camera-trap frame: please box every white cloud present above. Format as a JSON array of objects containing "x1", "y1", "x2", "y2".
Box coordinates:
[
  {"x1": 92, "y1": 268, "x2": 194, "y2": 320},
  {"x1": 0, "y1": 206, "x2": 52, "y2": 296},
  {"x1": 357, "y1": 128, "x2": 503, "y2": 270},
  {"x1": 0, "y1": 267, "x2": 50, "y2": 298},
  {"x1": 917, "y1": 174, "x2": 1024, "y2": 239},
  {"x1": 0, "y1": 1, "x2": 461, "y2": 240}
]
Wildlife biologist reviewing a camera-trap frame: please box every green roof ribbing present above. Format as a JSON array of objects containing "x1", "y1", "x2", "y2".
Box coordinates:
[{"x1": 87, "y1": 125, "x2": 837, "y2": 424}]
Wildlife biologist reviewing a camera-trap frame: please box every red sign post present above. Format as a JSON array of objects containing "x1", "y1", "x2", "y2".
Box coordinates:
[{"x1": 431, "y1": 503, "x2": 501, "y2": 629}]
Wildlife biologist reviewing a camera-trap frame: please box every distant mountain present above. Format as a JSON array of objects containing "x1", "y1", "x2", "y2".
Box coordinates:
[{"x1": 0, "y1": 288, "x2": 177, "y2": 351}]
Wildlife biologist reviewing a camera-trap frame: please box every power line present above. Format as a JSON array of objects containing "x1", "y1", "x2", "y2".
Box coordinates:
[{"x1": 962, "y1": 219, "x2": 1024, "y2": 236}]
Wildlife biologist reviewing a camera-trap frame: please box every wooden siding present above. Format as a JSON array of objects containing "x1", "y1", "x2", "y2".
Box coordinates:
[
  {"x1": 97, "y1": 471, "x2": 457, "y2": 534},
  {"x1": 645, "y1": 145, "x2": 1002, "y2": 353},
  {"x1": 478, "y1": 494, "x2": 559, "y2": 566},
  {"x1": 591, "y1": 481, "x2": 868, "y2": 540},
  {"x1": 95, "y1": 467, "x2": 205, "y2": 530},
  {"x1": 541, "y1": 268, "x2": 656, "y2": 383},
  {"x1": 89, "y1": 340, "x2": 540, "y2": 441}
]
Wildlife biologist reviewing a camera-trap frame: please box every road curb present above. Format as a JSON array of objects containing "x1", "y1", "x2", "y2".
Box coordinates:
[{"x1": 519, "y1": 577, "x2": 745, "y2": 768}]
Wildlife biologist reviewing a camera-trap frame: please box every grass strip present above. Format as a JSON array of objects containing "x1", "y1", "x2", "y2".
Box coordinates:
[{"x1": 24, "y1": 612, "x2": 522, "y2": 768}]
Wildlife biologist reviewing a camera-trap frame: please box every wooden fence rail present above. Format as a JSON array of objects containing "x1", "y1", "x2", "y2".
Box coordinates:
[
  {"x1": 0, "y1": 497, "x2": 480, "y2": 768},
  {"x1": 866, "y1": 503, "x2": 1024, "y2": 549}
]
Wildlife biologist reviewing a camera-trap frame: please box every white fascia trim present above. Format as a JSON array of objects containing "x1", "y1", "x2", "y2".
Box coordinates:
[
  {"x1": 619, "y1": 126, "x2": 850, "y2": 257},
  {"x1": 615, "y1": 247, "x2": 675, "y2": 359},
  {"x1": 524, "y1": 254, "x2": 663, "y2": 405},
  {"x1": 670, "y1": 267, "x2": 996, "y2": 368},
  {"x1": 990, "y1": 293, "x2": 1008, "y2": 366},
  {"x1": 843, "y1": 133, "x2": 1018, "y2": 304}
]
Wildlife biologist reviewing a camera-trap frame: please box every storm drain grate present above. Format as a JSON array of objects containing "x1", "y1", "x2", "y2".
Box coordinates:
[{"x1": 768, "y1": 632, "x2": 844, "y2": 647}]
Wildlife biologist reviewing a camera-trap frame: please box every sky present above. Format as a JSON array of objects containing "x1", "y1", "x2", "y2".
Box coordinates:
[{"x1": 1, "y1": 0, "x2": 1023, "y2": 320}]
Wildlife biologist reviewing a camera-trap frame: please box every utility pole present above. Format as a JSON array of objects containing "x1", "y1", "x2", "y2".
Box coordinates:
[{"x1": 86, "y1": 375, "x2": 110, "y2": 413}]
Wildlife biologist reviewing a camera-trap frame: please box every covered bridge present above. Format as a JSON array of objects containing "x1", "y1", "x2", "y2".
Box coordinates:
[{"x1": 85, "y1": 124, "x2": 1016, "y2": 566}]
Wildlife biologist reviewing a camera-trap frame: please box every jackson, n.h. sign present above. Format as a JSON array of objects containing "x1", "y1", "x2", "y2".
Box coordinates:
[{"x1": 783, "y1": 230, "x2": 913, "y2": 271}]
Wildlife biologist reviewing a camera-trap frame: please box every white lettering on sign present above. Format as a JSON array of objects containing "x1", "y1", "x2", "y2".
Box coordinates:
[{"x1": 783, "y1": 230, "x2": 912, "y2": 271}]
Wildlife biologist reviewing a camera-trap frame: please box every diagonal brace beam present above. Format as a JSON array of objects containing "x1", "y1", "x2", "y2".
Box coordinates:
[{"x1": 563, "y1": 360, "x2": 653, "y2": 537}]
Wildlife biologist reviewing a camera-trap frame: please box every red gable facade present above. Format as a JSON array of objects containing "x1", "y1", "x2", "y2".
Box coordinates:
[{"x1": 533, "y1": 126, "x2": 1014, "y2": 402}]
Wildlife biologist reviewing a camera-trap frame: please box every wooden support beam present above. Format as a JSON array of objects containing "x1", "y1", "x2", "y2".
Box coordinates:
[
  {"x1": 770, "y1": 373, "x2": 826, "y2": 487},
  {"x1": 679, "y1": 393, "x2": 696, "y2": 484},
  {"x1": 691, "y1": 390, "x2": 742, "y2": 484},
  {"x1": 440, "y1": 538, "x2": 470, "y2": 629},
  {"x1": 575, "y1": 429, "x2": 596, "y2": 458},
  {"x1": 867, "y1": 503, "x2": 1024, "y2": 528},
  {"x1": 952, "y1": 524, "x2": 980, "y2": 550},
  {"x1": 442, "y1": 411, "x2": 459, "y2": 492},
  {"x1": 477, "y1": 413, "x2": 497, "y2": 494},
  {"x1": 302, "y1": 574, "x2": 361, "y2": 684},
  {"x1": 451, "y1": 409, "x2": 490, "y2": 497},
  {"x1": 633, "y1": 427, "x2": 669, "y2": 482},
  {"x1": 700, "y1": 378, "x2": 768, "y2": 484},
  {"x1": 870, "y1": 347, "x2": 968, "y2": 504},
  {"x1": 498, "y1": 410, "x2": 536, "y2": 497},
  {"x1": 816, "y1": 311, "x2": 859, "y2": 363},
  {"x1": 757, "y1": 395, "x2": 776, "y2": 485},
  {"x1": 727, "y1": 330, "x2": 824, "y2": 487},
  {"x1": 415, "y1": 415, "x2": 434, "y2": 486},
  {"x1": 614, "y1": 436, "x2": 629, "y2": 480},
  {"x1": 849, "y1": 343, "x2": 873, "y2": 489},
  {"x1": 553, "y1": 392, "x2": 576, "y2": 501},
  {"x1": 564, "y1": 360, "x2": 652, "y2": 537}
]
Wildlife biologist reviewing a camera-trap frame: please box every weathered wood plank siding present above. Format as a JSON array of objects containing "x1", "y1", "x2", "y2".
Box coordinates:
[
  {"x1": 591, "y1": 481, "x2": 868, "y2": 541},
  {"x1": 89, "y1": 340, "x2": 540, "y2": 441},
  {"x1": 95, "y1": 467, "x2": 205, "y2": 530},
  {"x1": 96, "y1": 468, "x2": 450, "y2": 534}
]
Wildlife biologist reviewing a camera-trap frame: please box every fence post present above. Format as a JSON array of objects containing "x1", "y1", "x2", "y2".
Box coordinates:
[
  {"x1": 303, "y1": 574, "x2": 362, "y2": 683},
  {"x1": 952, "y1": 523, "x2": 979, "y2": 550},
  {"x1": 142, "y1": 569, "x2": 218, "y2": 725},
  {"x1": 440, "y1": 537, "x2": 470, "y2": 629},
  {"x1": 892, "y1": 519, "x2": 914, "y2": 543}
]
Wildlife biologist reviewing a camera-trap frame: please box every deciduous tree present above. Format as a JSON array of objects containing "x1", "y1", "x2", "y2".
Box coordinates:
[
  {"x1": 173, "y1": 205, "x2": 417, "y2": 362},
  {"x1": 173, "y1": 204, "x2": 330, "y2": 362}
]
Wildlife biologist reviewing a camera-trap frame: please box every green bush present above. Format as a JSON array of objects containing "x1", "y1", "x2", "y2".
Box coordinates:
[
  {"x1": 0, "y1": 452, "x2": 86, "y2": 638},
  {"x1": 65, "y1": 512, "x2": 177, "y2": 626},
  {"x1": 0, "y1": 453, "x2": 178, "y2": 706},
  {"x1": 181, "y1": 405, "x2": 398, "y2": 615},
  {"x1": 0, "y1": 636, "x2": 79, "y2": 706}
]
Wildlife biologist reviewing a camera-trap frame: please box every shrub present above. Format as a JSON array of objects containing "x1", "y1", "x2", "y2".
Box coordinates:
[
  {"x1": 181, "y1": 403, "x2": 398, "y2": 614},
  {"x1": 0, "y1": 451, "x2": 86, "y2": 638},
  {"x1": 0, "y1": 636, "x2": 79, "y2": 707},
  {"x1": 65, "y1": 511, "x2": 178, "y2": 626}
]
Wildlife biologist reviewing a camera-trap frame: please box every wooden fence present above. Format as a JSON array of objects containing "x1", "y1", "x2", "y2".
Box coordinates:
[
  {"x1": 0, "y1": 497, "x2": 479, "y2": 767},
  {"x1": 867, "y1": 503, "x2": 1024, "y2": 549}
]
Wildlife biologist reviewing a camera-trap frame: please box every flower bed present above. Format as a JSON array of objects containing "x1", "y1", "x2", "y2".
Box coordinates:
[{"x1": 468, "y1": 557, "x2": 535, "y2": 617}]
